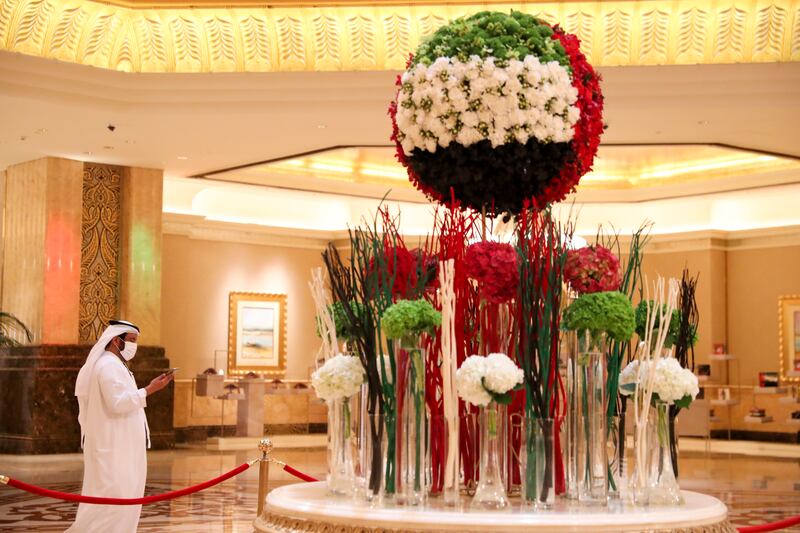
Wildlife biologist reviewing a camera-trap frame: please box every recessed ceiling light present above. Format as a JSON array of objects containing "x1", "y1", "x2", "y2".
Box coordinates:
[{"x1": 177, "y1": 156, "x2": 189, "y2": 160}]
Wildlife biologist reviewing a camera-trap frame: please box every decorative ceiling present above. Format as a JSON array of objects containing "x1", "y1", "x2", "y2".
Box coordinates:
[
  {"x1": 204, "y1": 144, "x2": 800, "y2": 202},
  {"x1": 0, "y1": 0, "x2": 797, "y2": 74}
]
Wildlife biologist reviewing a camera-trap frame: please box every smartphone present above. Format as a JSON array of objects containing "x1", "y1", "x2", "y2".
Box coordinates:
[{"x1": 164, "y1": 367, "x2": 179, "y2": 376}]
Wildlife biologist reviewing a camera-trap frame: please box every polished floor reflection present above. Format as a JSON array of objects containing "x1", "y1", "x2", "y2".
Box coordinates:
[{"x1": 1, "y1": 444, "x2": 799, "y2": 532}]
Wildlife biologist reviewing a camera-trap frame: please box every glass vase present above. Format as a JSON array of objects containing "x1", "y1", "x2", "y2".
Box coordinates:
[
  {"x1": 471, "y1": 402, "x2": 509, "y2": 510},
  {"x1": 360, "y1": 408, "x2": 387, "y2": 503},
  {"x1": 630, "y1": 404, "x2": 656, "y2": 507},
  {"x1": 649, "y1": 401, "x2": 684, "y2": 505},
  {"x1": 326, "y1": 396, "x2": 355, "y2": 496},
  {"x1": 521, "y1": 417, "x2": 555, "y2": 509},
  {"x1": 607, "y1": 415, "x2": 625, "y2": 499},
  {"x1": 576, "y1": 334, "x2": 609, "y2": 505},
  {"x1": 394, "y1": 342, "x2": 427, "y2": 506},
  {"x1": 441, "y1": 413, "x2": 460, "y2": 506},
  {"x1": 564, "y1": 330, "x2": 579, "y2": 500}
]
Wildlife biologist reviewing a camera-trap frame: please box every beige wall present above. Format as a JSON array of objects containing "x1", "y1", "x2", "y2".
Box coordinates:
[
  {"x1": 640, "y1": 243, "x2": 800, "y2": 383},
  {"x1": 727, "y1": 245, "x2": 800, "y2": 382},
  {"x1": 161, "y1": 234, "x2": 324, "y2": 379},
  {"x1": 639, "y1": 249, "x2": 722, "y2": 371}
]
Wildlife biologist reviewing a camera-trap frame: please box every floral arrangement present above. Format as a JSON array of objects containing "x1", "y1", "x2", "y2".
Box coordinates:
[
  {"x1": 316, "y1": 301, "x2": 364, "y2": 342},
  {"x1": 456, "y1": 353, "x2": 524, "y2": 406},
  {"x1": 389, "y1": 11, "x2": 603, "y2": 215},
  {"x1": 635, "y1": 301, "x2": 697, "y2": 349},
  {"x1": 562, "y1": 291, "x2": 635, "y2": 349},
  {"x1": 381, "y1": 299, "x2": 442, "y2": 347},
  {"x1": 311, "y1": 354, "x2": 366, "y2": 402},
  {"x1": 564, "y1": 245, "x2": 622, "y2": 295},
  {"x1": 464, "y1": 241, "x2": 519, "y2": 303},
  {"x1": 619, "y1": 357, "x2": 700, "y2": 409}
]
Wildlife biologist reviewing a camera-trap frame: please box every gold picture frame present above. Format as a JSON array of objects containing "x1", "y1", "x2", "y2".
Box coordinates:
[
  {"x1": 778, "y1": 294, "x2": 800, "y2": 384},
  {"x1": 227, "y1": 292, "x2": 287, "y2": 377}
]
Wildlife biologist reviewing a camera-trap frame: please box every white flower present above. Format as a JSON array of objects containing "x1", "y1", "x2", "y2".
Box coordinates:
[
  {"x1": 394, "y1": 56, "x2": 580, "y2": 153},
  {"x1": 456, "y1": 353, "x2": 523, "y2": 407},
  {"x1": 456, "y1": 356, "x2": 492, "y2": 406},
  {"x1": 311, "y1": 354, "x2": 365, "y2": 402},
  {"x1": 482, "y1": 353, "x2": 524, "y2": 394},
  {"x1": 652, "y1": 358, "x2": 699, "y2": 404},
  {"x1": 618, "y1": 358, "x2": 699, "y2": 405}
]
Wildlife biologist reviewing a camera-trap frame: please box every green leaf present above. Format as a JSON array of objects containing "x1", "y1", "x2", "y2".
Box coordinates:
[{"x1": 674, "y1": 394, "x2": 693, "y2": 410}]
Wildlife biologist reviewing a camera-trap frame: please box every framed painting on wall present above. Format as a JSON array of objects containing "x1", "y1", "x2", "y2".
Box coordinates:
[
  {"x1": 778, "y1": 294, "x2": 800, "y2": 384},
  {"x1": 228, "y1": 292, "x2": 287, "y2": 377}
]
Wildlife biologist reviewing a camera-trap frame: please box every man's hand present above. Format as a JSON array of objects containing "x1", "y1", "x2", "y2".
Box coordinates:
[{"x1": 145, "y1": 373, "x2": 174, "y2": 396}]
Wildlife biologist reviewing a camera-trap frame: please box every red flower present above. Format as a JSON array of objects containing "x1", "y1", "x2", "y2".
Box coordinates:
[
  {"x1": 370, "y1": 245, "x2": 417, "y2": 299},
  {"x1": 464, "y1": 241, "x2": 519, "y2": 303},
  {"x1": 564, "y1": 245, "x2": 621, "y2": 295}
]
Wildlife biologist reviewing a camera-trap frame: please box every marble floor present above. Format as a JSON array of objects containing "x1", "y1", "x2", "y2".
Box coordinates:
[{"x1": 1, "y1": 442, "x2": 799, "y2": 532}]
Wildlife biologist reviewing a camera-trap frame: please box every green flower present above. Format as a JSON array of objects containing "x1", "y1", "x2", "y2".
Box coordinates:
[
  {"x1": 381, "y1": 299, "x2": 441, "y2": 347},
  {"x1": 413, "y1": 11, "x2": 570, "y2": 69},
  {"x1": 635, "y1": 301, "x2": 698, "y2": 349},
  {"x1": 316, "y1": 301, "x2": 364, "y2": 342},
  {"x1": 562, "y1": 291, "x2": 635, "y2": 346}
]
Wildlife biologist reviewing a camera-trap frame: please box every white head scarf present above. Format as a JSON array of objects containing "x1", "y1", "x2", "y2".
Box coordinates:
[{"x1": 75, "y1": 321, "x2": 140, "y2": 445}]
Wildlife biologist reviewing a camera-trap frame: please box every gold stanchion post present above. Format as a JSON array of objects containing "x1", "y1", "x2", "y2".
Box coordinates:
[{"x1": 257, "y1": 438, "x2": 273, "y2": 516}]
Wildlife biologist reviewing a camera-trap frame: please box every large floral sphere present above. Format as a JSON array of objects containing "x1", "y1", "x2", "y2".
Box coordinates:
[{"x1": 389, "y1": 11, "x2": 603, "y2": 216}]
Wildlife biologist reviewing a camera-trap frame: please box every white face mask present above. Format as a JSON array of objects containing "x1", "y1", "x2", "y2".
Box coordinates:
[{"x1": 121, "y1": 341, "x2": 138, "y2": 361}]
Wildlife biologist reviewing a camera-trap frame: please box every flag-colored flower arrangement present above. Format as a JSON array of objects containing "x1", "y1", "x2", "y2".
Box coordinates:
[{"x1": 389, "y1": 11, "x2": 603, "y2": 216}]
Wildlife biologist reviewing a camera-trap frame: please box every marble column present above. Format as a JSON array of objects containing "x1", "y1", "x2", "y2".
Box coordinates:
[
  {"x1": 120, "y1": 167, "x2": 163, "y2": 344},
  {"x1": 1, "y1": 157, "x2": 83, "y2": 344}
]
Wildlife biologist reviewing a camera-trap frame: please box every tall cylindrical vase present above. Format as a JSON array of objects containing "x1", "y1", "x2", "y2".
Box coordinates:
[
  {"x1": 395, "y1": 342, "x2": 427, "y2": 506},
  {"x1": 472, "y1": 402, "x2": 509, "y2": 510},
  {"x1": 327, "y1": 396, "x2": 355, "y2": 495},
  {"x1": 521, "y1": 417, "x2": 555, "y2": 509},
  {"x1": 650, "y1": 401, "x2": 684, "y2": 505},
  {"x1": 576, "y1": 337, "x2": 609, "y2": 505},
  {"x1": 564, "y1": 331, "x2": 579, "y2": 499},
  {"x1": 607, "y1": 415, "x2": 626, "y2": 499},
  {"x1": 442, "y1": 413, "x2": 460, "y2": 505}
]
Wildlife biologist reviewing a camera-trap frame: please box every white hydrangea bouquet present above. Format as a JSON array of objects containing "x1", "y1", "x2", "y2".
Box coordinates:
[
  {"x1": 619, "y1": 357, "x2": 699, "y2": 409},
  {"x1": 456, "y1": 353, "x2": 524, "y2": 407},
  {"x1": 311, "y1": 354, "x2": 365, "y2": 403}
]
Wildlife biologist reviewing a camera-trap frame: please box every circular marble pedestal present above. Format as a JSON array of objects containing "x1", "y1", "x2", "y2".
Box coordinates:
[{"x1": 254, "y1": 482, "x2": 735, "y2": 533}]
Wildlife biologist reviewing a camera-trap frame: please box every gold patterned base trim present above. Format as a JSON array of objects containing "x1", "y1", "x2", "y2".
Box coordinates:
[
  {"x1": 255, "y1": 512, "x2": 738, "y2": 533},
  {"x1": 0, "y1": 0, "x2": 798, "y2": 74}
]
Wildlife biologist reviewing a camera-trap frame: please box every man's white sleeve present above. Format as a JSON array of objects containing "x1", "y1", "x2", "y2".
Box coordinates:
[{"x1": 98, "y1": 363, "x2": 147, "y2": 414}]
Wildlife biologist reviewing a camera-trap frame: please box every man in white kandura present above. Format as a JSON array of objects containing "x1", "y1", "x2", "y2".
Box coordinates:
[{"x1": 66, "y1": 320, "x2": 173, "y2": 533}]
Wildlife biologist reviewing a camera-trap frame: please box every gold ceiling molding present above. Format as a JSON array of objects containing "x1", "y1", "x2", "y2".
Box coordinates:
[{"x1": 0, "y1": 0, "x2": 798, "y2": 73}]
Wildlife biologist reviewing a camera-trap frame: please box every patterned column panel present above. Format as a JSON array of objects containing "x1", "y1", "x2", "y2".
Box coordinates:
[{"x1": 78, "y1": 164, "x2": 121, "y2": 343}]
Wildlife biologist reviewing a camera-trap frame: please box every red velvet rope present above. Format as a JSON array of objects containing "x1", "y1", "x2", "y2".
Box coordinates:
[
  {"x1": 5, "y1": 462, "x2": 251, "y2": 505},
  {"x1": 737, "y1": 515, "x2": 800, "y2": 533},
  {"x1": 282, "y1": 464, "x2": 318, "y2": 482}
]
